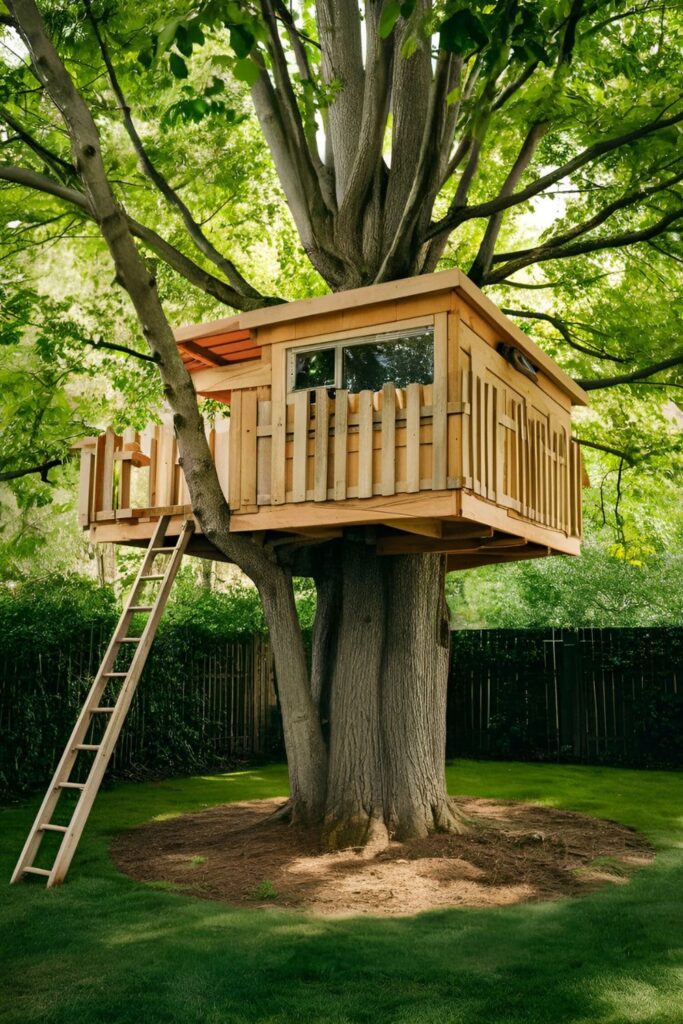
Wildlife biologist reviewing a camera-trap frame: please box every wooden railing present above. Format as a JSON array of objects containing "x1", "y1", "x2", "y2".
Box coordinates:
[
  {"x1": 461, "y1": 369, "x2": 582, "y2": 538},
  {"x1": 78, "y1": 381, "x2": 581, "y2": 540},
  {"x1": 227, "y1": 383, "x2": 455, "y2": 513}
]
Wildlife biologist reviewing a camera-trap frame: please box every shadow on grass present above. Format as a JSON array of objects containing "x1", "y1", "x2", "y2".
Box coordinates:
[{"x1": 1, "y1": 761, "x2": 681, "y2": 1024}]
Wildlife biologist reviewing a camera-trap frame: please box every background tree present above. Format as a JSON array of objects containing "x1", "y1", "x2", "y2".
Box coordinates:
[{"x1": 0, "y1": 0, "x2": 681, "y2": 845}]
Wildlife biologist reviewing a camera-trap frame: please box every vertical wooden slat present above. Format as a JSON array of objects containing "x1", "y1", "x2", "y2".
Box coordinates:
[
  {"x1": 147, "y1": 427, "x2": 158, "y2": 508},
  {"x1": 228, "y1": 391, "x2": 242, "y2": 512},
  {"x1": 100, "y1": 428, "x2": 116, "y2": 514},
  {"x1": 333, "y1": 390, "x2": 348, "y2": 500},
  {"x1": 431, "y1": 312, "x2": 448, "y2": 490},
  {"x1": 405, "y1": 382, "x2": 420, "y2": 493},
  {"x1": 460, "y1": 369, "x2": 471, "y2": 487},
  {"x1": 256, "y1": 400, "x2": 272, "y2": 504},
  {"x1": 77, "y1": 450, "x2": 94, "y2": 527},
  {"x1": 292, "y1": 390, "x2": 309, "y2": 502},
  {"x1": 381, "y1": 382, "x2": 396, "y2": 496},
  {"x1": 240, "y1": 390, "x2": 258, "y2": 510},
  {"x1": 270, "y1": 347, "x2": 287, "y2": 505},
  {"x1": 214, "y1": 417, "x2": 230, "y2": 500},
  {"x1": 517, "y1": 400, "x2": 527, "y2": 517},
  {"x1": 313, "y1": 388, "x2": 329, "y2": 501},
  {"x1": 358, "y1": 389, "x2": 374, "y2": 498}
]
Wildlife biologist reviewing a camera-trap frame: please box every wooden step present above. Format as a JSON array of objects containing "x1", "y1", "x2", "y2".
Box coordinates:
[
  {"x1": 151, "y1": 547, "x2": 175, "y2": 552},
  {"x1": 10, "y1": 516, "x2": 195, "y2": 889}
]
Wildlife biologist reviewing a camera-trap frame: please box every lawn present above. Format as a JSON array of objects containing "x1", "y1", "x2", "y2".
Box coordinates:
[{"x1": 1, "y1": 760, "x2": 681, "y2": 1024}]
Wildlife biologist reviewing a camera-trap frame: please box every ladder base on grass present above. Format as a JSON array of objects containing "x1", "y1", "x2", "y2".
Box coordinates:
[{"x1": 11, "y1": 515, "x2": 194, "y2": 888}]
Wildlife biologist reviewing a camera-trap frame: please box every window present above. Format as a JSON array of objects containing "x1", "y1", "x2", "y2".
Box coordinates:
[
  {"x1": 293, "y1": 348, "x2": 336, "y2": 391},
  {"x1": 288, "y1": 327, "x2": 434, "y2": 394}
]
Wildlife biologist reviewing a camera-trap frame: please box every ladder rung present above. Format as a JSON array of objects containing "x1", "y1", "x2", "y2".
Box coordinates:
[
  {"x1": 93, "y1": 707, "x2": 115, "y2": 713},
  {"x1": 140, "y1": 574, "x2": 164, "y2": 580},
  {"x1": 40, "y1": 823, "x2": 68, "y2": 833},
  {"x1": 23, "y1": 866, "x2": 52, "y2": 877},
  {"x1": 129, "y1": 605, "x2": 154, "y2": 612},
  {"x1": 103, "y1": 672, "x2": 128, "y2": 677},
  {"x1": 119, "y1": 637, "x2": 142, "y2": 643},
  {"x1": 151, "y1": 547, "x2": 175, "y2": 552},
  {"x1": 57, "y1": 782, "x2": 85, "y2": 790},
  {"x1": 74, "y1": 744, "x2": 100, "y2": 751}
]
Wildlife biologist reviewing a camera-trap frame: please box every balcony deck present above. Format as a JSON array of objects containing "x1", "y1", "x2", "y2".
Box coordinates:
[{"x1": 76, "y1": 270, "x2": 586, "y2": 569}]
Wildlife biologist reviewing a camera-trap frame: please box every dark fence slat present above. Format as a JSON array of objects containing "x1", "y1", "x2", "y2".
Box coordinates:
[{"x1": 448, "y1": 627, "x2": 683, "y2": 768}]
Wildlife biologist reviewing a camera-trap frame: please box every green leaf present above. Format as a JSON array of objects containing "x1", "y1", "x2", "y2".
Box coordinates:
[
  {"x1": 230, "y1": 24, "x2": 255, "y2": 59},
  {"x1": 136, "y1": 47, "x2": 153, "y2": 70},
  {"x1": 175, "y1": 26, "x2": 193, "y2": 58},
  {"x1": 400, "y1": 0, "x2": 416, "y2": 17},
  {"x1": 169, "y1": 52, "x2": 189, "y2": 79},
  {"x1": 439, "y1": 9, "x2": 488, "y2": 54},
  {"x1": 205, "y1": 76, "x2": 225, "y2": 97},
  {"x1": 233, "y1": 58, "x2": 260, "y2": 86},
  {"x1": 157, "y1": 19, "x2": 180, "y2": 54},
  {"x1": 379, "y1": 1, "x2": 401, "y2": 39}
]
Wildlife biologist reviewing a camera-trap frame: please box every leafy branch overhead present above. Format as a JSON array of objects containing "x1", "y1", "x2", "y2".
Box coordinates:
[{"x1": 0, "y1": 0, "x2": 681, "y2": 440}]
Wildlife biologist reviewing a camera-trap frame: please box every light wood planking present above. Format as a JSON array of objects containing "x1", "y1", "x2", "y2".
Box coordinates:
[
  {"x1": 313, "y1": 389, "x2": 330, "y2": 502},
  {"x1": 381, "y1": 383, "x2": 396, "y2": 496}
]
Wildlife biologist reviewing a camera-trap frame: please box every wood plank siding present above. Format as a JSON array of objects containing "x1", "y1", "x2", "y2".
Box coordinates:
[{"x1": 77, "y1": 271, "x2": 586, "y2": 563}]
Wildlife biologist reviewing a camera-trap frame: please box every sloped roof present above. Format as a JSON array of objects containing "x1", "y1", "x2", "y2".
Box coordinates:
[{"x1": 177, "y1": 328, "x2": 260, "y2": 374}]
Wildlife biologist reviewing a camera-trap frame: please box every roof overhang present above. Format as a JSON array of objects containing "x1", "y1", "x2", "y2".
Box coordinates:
[{"x1": 174, "y1": 269, "x2": 588, "y2": 406}]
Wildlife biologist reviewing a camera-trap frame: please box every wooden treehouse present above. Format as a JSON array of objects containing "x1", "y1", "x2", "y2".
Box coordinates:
[
  {"x1": 77, "y1": 269, "x2": 587, "y2": 570},
  {"x1": 14, "y1": 269, "x2": 588, "y2": 888}
]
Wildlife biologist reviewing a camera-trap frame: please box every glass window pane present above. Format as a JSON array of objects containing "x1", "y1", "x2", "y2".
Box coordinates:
[
  {"x1": 342, "y1": 330, "x2": 434, "y2": 393},
  {"x1": 293, "y1": 348, "x2": 335, "y2": 390}
]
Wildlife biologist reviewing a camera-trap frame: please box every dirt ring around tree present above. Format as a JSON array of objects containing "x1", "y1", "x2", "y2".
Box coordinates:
[{"x1": 111, "y1": 797, "x2": 654, "y2": 917}]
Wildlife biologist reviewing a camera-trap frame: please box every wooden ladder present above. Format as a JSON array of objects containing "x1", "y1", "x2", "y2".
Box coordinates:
[{"x1": 11, "y1": 515, "x2": 195, "y2": 888}]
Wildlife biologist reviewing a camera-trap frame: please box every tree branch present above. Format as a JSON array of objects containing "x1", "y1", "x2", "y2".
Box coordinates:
[
  {"x1": 0, "y1": 457, "x2": 65, "y2": 482},
  {"x1": 487, "y1": 168, "x2": 683, "y2": 278},
  {"x1": 0, "y1": 163, "x2": 278, "y2": 309},
  {"x1": 576, "y1": 352, "x2": 683, "y2": 390},
  {"x1": 487, "y1": 207, "x2": 683, "y2": 283},
  {"x1": 427, "y1": 108, "x2": 683, "y2": 243},
  {"x1": 501, "y1": 307, "x2": 627, "y2": 362},
  {"x1": 574, "y1": 438, "x2": 636, "y2": 465},
  {"x1": 82, "y1": 0, "x2": 263, "y2": 301},
  {"x1": 0, "y1": 105, "x2": 74, "y2": 178},
  {"x1": 82, "y1": 336, "x2": 159, "y2": 363}
]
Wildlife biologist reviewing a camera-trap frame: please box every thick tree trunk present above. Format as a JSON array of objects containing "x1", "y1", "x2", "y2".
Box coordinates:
[{"x1": 309, "y1": 536, "x2": 467, "y2": 849}]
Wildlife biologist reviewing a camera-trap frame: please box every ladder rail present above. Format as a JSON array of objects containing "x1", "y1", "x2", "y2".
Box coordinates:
[
  {"x1": 46, "y1": 518, "x2": 195, "y2": 886},
  {"x1": 11, "y1": 516, "x2": 194, "y2": 887}
]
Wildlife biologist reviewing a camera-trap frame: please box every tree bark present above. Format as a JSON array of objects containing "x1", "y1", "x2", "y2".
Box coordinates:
[{"x1": 318, "y1": 537, "x2": 466, "y2": 849}]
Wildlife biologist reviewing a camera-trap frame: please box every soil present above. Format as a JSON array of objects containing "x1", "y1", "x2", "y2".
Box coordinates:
[{"x1": 111, "y1": 797, "x2": 654, "y2": 917}]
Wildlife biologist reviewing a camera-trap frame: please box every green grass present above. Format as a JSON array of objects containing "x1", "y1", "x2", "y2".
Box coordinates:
[{"x1": 1, "y1": 760, "x2": 682, "y2": 1024}]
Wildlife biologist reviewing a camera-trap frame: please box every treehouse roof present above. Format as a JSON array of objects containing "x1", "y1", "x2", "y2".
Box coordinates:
[{"x1": 174, "y1": 269, "x2": 588, "y2": 407}]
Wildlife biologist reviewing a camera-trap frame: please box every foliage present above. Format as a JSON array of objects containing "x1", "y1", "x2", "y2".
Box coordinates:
[
  {"x1": 0, "y1": 573, "x2": 277, "y2": 796},
  {"x1": 1, "y1": 762, "x2": 683, "y2": 1022},
  {"x1": 0, "y1": 0, "x2": 681, "y2": 634}
]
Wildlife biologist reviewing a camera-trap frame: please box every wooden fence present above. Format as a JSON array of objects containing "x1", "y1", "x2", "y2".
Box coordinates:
[
  {"x1": 0, "y1": 628, "x2": 280, "y2": 796},
  {"x1": 448, "y1": 628, "x2": 683, "y2": 767}
]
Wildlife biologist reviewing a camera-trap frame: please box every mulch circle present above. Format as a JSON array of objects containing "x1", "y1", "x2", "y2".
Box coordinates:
[{"x1": 111, "y1": 796, "x2": 653, "y2": 917}]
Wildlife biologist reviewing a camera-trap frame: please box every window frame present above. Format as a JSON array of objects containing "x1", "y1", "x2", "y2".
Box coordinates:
[{"x1": 287, "y1": 323, "x2": 436, "y2": 395}]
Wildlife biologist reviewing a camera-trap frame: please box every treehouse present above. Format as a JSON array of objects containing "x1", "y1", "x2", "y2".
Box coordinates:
[
  {"x1": 76, "y1": 269, "x2": 587, "y2": 570},
  {"x1": 14, "y1": 269, "x2": 589, "y2": 888}
]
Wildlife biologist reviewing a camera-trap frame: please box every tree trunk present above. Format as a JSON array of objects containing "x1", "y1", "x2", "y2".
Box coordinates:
[{"x1": 310, "y1": 535, "x2": 467, "y2": 849}]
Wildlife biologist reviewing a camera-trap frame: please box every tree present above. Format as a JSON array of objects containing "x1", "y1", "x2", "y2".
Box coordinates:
[{"x1": 1, "y1": 0, "x2": 682, "y2": 845}]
